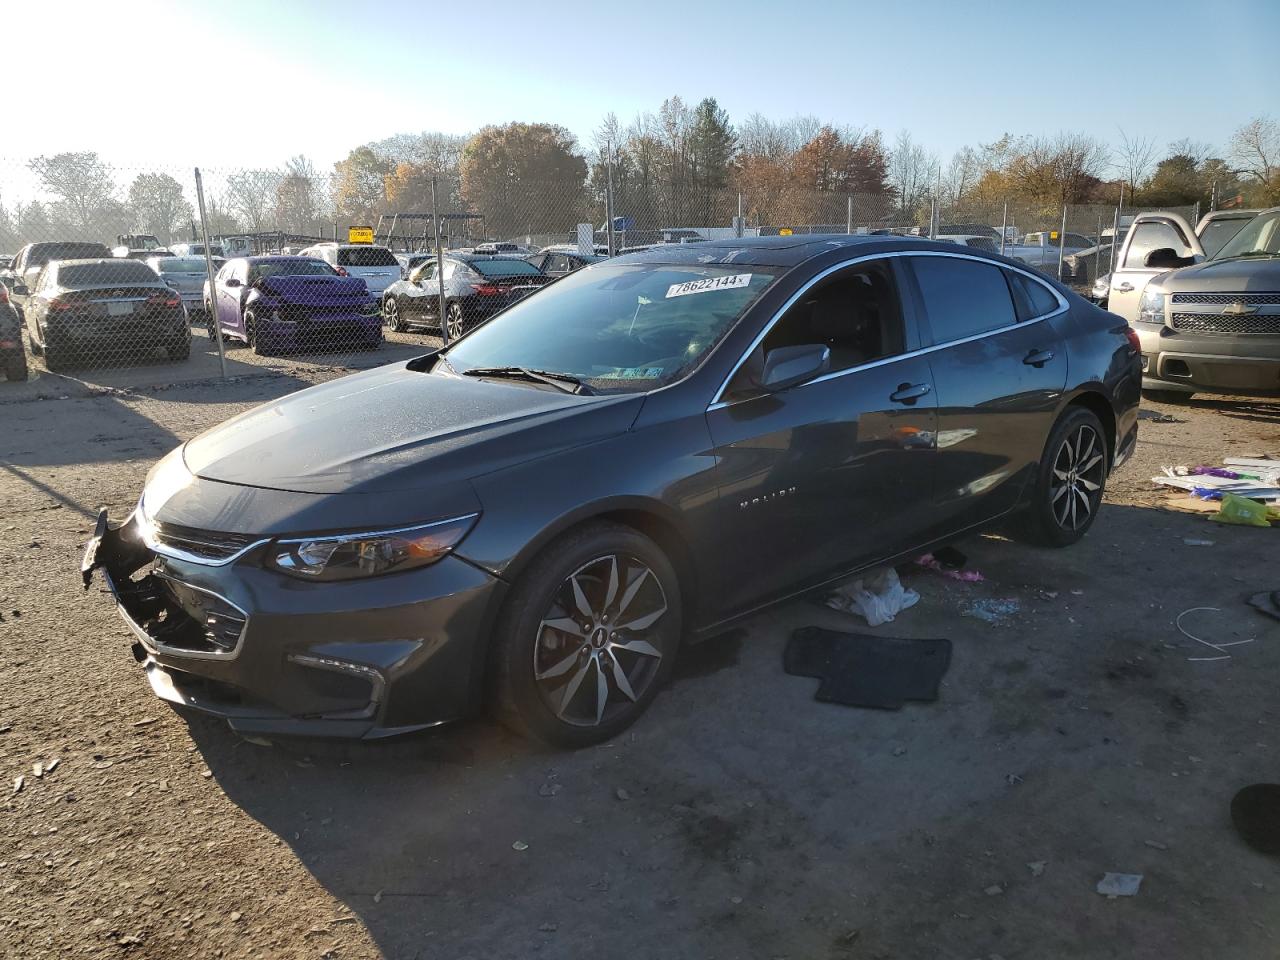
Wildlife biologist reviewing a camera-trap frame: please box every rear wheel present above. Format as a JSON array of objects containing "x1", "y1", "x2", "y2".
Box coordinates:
[
  {"x1": 492, "y1": 521, "x2": 682, "y2": 748},
  {"x1": 383, "y1": 296, "x2": 405, "y2": 333},
  {"x1": 244, "y1": 309, "x2": 268, "y2": 355},
  {"x1": 445, "y1": 301, "x2": 466, "y2": 342},
  {"x1": 167, "y1": 331, "x2": 190, "y2": 362},
  {"x1": 44, "y1": 333, "x2": 72, "y2": 372},
  {"x1": 1014, "y1": 407, "x2": 1108, "y2": 547}
]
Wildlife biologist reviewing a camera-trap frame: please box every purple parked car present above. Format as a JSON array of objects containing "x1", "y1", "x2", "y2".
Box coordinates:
[{"x1": 209, "y1": 256, "x2": 382, "y2": 355}]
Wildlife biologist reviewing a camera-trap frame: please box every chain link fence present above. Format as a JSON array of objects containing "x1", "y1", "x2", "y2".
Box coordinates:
[{"x1": 0, "y1": 154, "x2": 1204, "y2": 393}]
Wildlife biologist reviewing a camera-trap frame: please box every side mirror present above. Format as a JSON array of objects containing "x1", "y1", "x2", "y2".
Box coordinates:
[
  {"x1": 11, "y1": 282, "x2": 28, "y2": 296},
  {"x1": 757, "y1": 344, "x2": 830, "y2": 392},
  {"x1": 225, "y1": 277, "x2": 242, "y2": 288},
  {"x1": 1143, "y1": 247, "x2": 1193, "y2": 270}
]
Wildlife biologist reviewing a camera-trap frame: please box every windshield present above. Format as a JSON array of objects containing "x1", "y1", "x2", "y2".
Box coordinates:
[
  {"x1": 1212, "y1": 212, "x2": 1278, "y2": 260},
  {"x1": 469, "y1": 259, "x2": 543, "y2": 278},
  {"x1": 31, "y1": 242, "x2": 109, "y2": 266},
  {"x1": 337, "y1": 246, "x2": 399, "y2": 267},
  {"x1": 444, "y1": 263, "x2": 779, "y2": 394},
  {"x1": 60, "y1": 261, "x2": 157, "y2": 286},
  {"x1": 155, "y1": 257, "x2": 208, "y2": 274},
  {"x1": 248, "y1": 258, "x2": 335, "y2": 281}
]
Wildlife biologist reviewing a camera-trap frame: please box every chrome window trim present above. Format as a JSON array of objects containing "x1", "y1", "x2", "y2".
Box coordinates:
[{"x1": 707, "y1": 250, "x2": 1068, "y2": 410}]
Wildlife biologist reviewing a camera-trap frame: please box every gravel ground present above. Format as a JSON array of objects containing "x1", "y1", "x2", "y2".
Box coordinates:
[{"x1": 2, "y1": 356, "x2": 1279, "y2": 959}]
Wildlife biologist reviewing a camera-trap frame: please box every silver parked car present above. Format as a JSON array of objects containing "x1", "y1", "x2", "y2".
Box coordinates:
[{"x1": 146, "y1": 256, "x2": 225, "y2": 319}]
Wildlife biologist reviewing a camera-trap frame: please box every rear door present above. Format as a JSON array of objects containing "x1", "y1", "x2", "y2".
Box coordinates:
[
  {"x1": 1108, "y1": 213, "x2": 1203, "y2": 322},
  {"x1": 214, "y1": 260, "x2": 246, "y2": 336},
  {"x1": 903, "y1": 253, "x2": 1068, "y2": 534},
  {"x1": 707, "y1": 256, "x2": 938, "y2": 614}
]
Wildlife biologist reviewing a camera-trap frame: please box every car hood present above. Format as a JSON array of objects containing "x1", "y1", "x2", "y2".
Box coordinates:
[
  {"x1": 1158, "y1": 257, "x2": 1280, "y2": 292},
  {"x1": 182, "y1": 361, "x2": 644, "y2": 495}
]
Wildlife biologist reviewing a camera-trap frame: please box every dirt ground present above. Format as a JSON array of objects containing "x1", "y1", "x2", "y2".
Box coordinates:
[{"x1": 2, "y1": 351, "x2": 1279, "y2": 959}]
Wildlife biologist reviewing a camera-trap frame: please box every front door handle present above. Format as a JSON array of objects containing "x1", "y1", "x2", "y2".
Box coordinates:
[
  {"x1": 890, "y1": 382, "x2": 931, "y2": 404},
  {"x1": 1116, "y1": 282, "x2": 1134, "y2": 292},
  {"x1": 1023, "y1": 348, "x2": 1055, "y2": 368}
]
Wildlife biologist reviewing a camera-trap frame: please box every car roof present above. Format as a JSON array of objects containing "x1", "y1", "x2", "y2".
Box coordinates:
[
  {"x1": 613, "y1": 233, "x2": 950, "y2": 267},
  {"x1": 1200, "y1": 208, "x2": 1261, "y2": 220}
]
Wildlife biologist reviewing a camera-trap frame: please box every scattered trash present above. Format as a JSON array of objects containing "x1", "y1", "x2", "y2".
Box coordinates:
[
  {"x1": 373, "y1": 891, "x2": 383, "y2": 904},
  {"x1": 538, "y1": 783, "x2": 562, "y2": 797},
  {"x1": 32, "y1": 762, "x2": 43, "y2": 778},
  {"x1": 1005, "y1": 773, "x2": 1024, "y2": 786},
  {"x1": 1248, "y1": 591, "x2": 1280, "y2": 623},
  {"x1": 825, "y1": 567, "x2": 919, "y2": 626},
  {"x1": 13, "y1": 775, "x2": 24, "y2": 794},
  {"x1": 914, "y1": 547, "x2": 985, "y2": 582},
  {"x1": 132, "y1": 718, "x2": 159, "y2": 727},
  {"x1": 983, "y1": 884, "x2": 1004, "y2": 896},
  {"x1": 963, "y1": 598, "x2": 1020, "y2": 624},
  {"x1": 1182, "y1": 538, "x2": 1215, "y2": 547},
  {"x1": 1026, "y1": 861, "x2": 1046, "y2": 877},
  {"x1": 1138, "y1": 410, "x2": 1185, "y2": 423},
  {"x1": 45, "y1": 758, "x2": 59, "y2": 774},
  {"x1": 328, "y1": 916, "x2": 358, "y2": 925},
  {"x1": 230, "y1": 912, "x2": 243, "y2": 923},
  {"x1": 615, "y1": 788, "x2": 631, "y2": 801},
  {"x1": 1176, "y1": 606, "x2": 1255, "y2": 662},
  {"x1": 1155, "y1": 458, "x2": 1280, "y2": 506},
  {"x1": 1232, "y1": 784, "x2": 1280, "y2": 856},
  {"x1": 784, "y1": 627, "x2": 951, "y2": 709},
  {"x1": 1096, "y1": 873, "x2": 1143, "y2": 897},
  {"x1": 1143, "y1": 840, "x2": 1168, "y2": 851},
  {"x1": 1212, "y1": 493, "x2": 1277, "y2": 528},
  {"x1": 512, "y1": 840, "x2": 529, "y2": 851}
]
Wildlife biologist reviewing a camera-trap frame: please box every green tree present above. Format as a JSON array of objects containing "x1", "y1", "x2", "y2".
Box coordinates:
[
  {"x1": 126, "y1": 172, "x2": 192, "y2": 242},
  {"x1": 459, "y1": 123, "x2": 587, "y2": 238},
  {"x1": 331, "y1": 146, "x2": 391, "y2": 223},
  {"x1": 688, "y1": 98, "x2": 737, "y2": 222}
]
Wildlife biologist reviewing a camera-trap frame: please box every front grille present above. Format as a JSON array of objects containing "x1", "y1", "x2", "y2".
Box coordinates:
[
  {"x1": 1171, "y1": 313, "x2": 1280, "y2": 335},
  {"x1": 151, "y1": 522, "x2": 262, "y2": 562},
  {"x1": 1171, "y1": 292, "x2": 1280, "y2": 305}
]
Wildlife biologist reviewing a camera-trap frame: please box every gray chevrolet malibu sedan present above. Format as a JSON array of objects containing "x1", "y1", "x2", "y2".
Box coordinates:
[{"x1": 84, "y1": 235, "x2": 1141, "y2": 747}]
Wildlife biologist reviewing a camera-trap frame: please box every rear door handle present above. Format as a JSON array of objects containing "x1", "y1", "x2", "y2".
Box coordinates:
[
  {"x1": 1023, "y1": 348, "x2": 1055, "y2": 367},
  {"x1": 1116, "y1": 282, "x2": 1134, "y2": 292},
  {"x1": 890, "y1": 382, "x2": 931, "y2": 404}
]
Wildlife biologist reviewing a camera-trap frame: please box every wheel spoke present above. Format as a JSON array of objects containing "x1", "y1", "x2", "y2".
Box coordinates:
[
  {"x1": 542, "y1": 617, "x2": 585, "y2": 637},
  {"x1": 1068, "y1": 489, "x2": 1078, "y2": 528},
  {"x1": 1053, "y1": 468, "x2": 1069, "y2": 481},
  {"x1": 594, "y1": 658, "x2": 609, "y2": 724},
  {"x1": 608, "y1": 653, "x2": 638, "y2": 702},
  {"x1": 615, "y1": 568, "x2": 649, "y2": 618},
  {"x1": 537, "y1": 651, "x2": 580, "y2": 681},
  {"x1": 603, "y1": 556, "x2": 620, "y2": 612},
  {"x1": 1080, "y1": 453, "x2": 1104, "y2": 474},
  {"x1": 1075, "y1": 487, "x2": 1092, "y2": 517},
  {"x1": 615, "y1": 604, "x2": 667, "y2": 632},
  {"x1": 1078, "y1": 477, "x2": 1100, "y2": 492},
  {"x1": 1074, "y1": 428, "x2": 1086, "y2": 462},
  {"x1": 1052, "y1": 483, "x2": 1069, "y2": 503},
  {"x1": 611, "y1": 637, "x2": 662, "y2": 659},
  {"x1": 559, "y1": 659, "x2": 591, "y2": 716},
  {"x1": 569, "y1": 575, "x2": 594, "y2": 619}
]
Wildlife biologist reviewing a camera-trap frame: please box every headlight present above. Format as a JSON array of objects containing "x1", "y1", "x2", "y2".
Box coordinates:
[
  {"x1": 268, "y1": 514, "x2": 478, "y2": 581},
  {"x1": 1138, "y1": 286, "x2": 1166, "y2": 325}
]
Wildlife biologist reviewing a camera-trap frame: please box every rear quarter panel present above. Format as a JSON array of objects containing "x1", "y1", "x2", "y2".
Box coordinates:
[{"x1": 1057, "y1": 295, "x2": 1141, "y2": 468}]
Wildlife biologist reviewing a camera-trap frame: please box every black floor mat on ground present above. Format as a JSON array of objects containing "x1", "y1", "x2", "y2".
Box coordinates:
[
  {"x1": 785, "y1": 626, "x2": 952, "y2": 709},
  {"x1": 1232, "y1": 784, "x2": 1280, "y2": 856}
]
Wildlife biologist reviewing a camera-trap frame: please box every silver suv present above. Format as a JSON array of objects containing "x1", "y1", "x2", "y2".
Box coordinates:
[{"x1": 1114, "y1": 207, "x2": 1280, "y2": 400}]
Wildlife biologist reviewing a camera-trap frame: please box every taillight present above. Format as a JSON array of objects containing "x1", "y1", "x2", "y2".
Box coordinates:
[
  {"x1": 335, "y1": 266, "x2": 349, "y2": 277},
  {"x1": 49, "y1": 297, "x2": 76, "y2": 312},
  {"x1": 0, "y1": 285, "x2": 7, "y2": 304},
  {"x1": 1124, "y1": 326, "x2": 1141, "y2": 353},
  {"x1": 473, "y1": 284, "x2": 502, "y2": 296},
  {"x1": 147, "y1": 291, "x2": 181, "y2": 309}
]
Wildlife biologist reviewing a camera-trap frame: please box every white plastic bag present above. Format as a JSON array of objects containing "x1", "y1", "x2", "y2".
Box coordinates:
[{"x1": 825, "y1": 567, "x2": 919, "y2": 627}]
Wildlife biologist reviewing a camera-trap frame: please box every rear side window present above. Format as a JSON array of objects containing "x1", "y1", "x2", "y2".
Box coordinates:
[
  {"x1": 470, "y1": 259, "x2": 543, "y2": 278},
  {"x1": 337, "y1": 247, "x2": 399, "y2": 267},
  {"x1": 60, "y1": 261, "x2": 158, "y2": 286},
  {"x1": 912, "y1": 256, "x2": 1016, "y2": 343},
  {"x1": 1005, "y1": 271, "x2": 1061, "y2": 321}
]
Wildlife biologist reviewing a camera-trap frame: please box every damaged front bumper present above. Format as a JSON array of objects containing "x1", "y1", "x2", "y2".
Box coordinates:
[{"x1": 82, "y1": 507, "x2": 505, "y2": 739}]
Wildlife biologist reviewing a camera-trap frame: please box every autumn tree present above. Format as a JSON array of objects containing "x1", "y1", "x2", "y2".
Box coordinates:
[
  {"x1": 331, "y1": 146, "x2": 392, "y2": 223},
  {"x1": 459, "y1": 122, "x2": 587, "y2": 238}
]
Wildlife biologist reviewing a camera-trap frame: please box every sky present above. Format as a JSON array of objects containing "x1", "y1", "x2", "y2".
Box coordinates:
[{"x1": 4, "y1": 0, "x2": 1279, "y2": 180}]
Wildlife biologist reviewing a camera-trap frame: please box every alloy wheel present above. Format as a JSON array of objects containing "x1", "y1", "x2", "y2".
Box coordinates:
[
  {"x1": 534, "y1": 554, "x2": 669, "y2": 727},
  {"x1": 1050, "y1": 424, "x2": 1104, "y2": 531},
  {"x1": 446, "y1": 303, "x2": 465, "y2": 342},
  {"x1": 383, "y1": 296, "x2": 401, "y2": 332}
]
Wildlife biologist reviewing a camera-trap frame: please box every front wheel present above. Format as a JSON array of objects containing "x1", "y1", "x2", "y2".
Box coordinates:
[
  {"x1": 4, "y1": 352, "x2": 28, "y2": 382},
  {"x1": 1014, "y1": 407, "x2": 1108, "y2": 547},
  {"x1": 445, "y1": 301, "x2": 466, "y2": 342},
  {"x1": 491, "y1": 521, "x2": 682, "y2": 748},
  {"x1": 383, "y1": 296, "x2": 405, "y2": 333}
]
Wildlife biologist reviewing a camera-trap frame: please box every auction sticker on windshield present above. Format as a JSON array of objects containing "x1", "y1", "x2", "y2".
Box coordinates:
[{"x1": 666, "y1": 273, "x2": 753, "y2": 298}]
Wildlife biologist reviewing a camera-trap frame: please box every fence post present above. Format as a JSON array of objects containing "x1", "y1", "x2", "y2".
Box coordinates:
[
  {"x1": 431, "y1": 176, "x2": 448, "y2": 346},
  {"x1": 605, "y1": 142, "x2": 617, "y2": 257},
  {"x1": 999, "y1": 201, "x2": 1008, "y2": 256},
  {"x1": 194, "y1": 168, "x2": 227, "y2": 380},
  {"x1": 1095, "y1": 214, "x2": 1103, "y2": 286},
  {"x1": 1056, "y1": 204, "x2": 1068, "y2": 281},
  {"x1": 736, "y1": 192, "x2": 744, "y2": 239},
  {"x1": 1109, "y1": 183, "x2": 1124, "y2": 280},
  {"x1": 846, "y1": 196, "x2": 853, "y2": 235}
]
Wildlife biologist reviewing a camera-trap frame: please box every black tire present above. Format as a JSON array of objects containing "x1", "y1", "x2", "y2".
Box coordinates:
[
  {"x1": 383, "y1": 296, "x2": 405, "y2": 333},
  {"x1": 1143, "y1": 388, "x2": 1195, "y2": 403},
  {"x1": 491, "y1": 521, "x2": 683, "y2": 748},
  {"x1": 245, "y1": 309, "x2": 268, "y2": 356},
  {"x1": 4, "y1": 352, "x2": 28, "y2": 382},
  {"x1": 168, "y1": 333, "x2": 190, "y2": 362},
  {"x1": 1014, "y1": 406, "x2": 1108, "y2": 548},
  {"x1": 445, "y1": 301, "x2": 467, "y2": 342},
  {"x1": 44, "y1": 334, "x2": 72, "y2": 372}
]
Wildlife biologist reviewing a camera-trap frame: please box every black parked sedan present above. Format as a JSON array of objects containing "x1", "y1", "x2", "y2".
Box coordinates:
[
  {"x1": 380, "y1": 254, "x2": 553, "y2": 340},
  {"x1": 23, "y1": 258, "x2": 189, "y2": 370},
  {"x1": 84, "y1": 235, "x2": 1140, "y2": 747}
]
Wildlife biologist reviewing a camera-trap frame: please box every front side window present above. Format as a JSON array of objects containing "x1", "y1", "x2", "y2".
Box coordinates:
[
  {"x1": 757, "y1": 259, "x2": 906, "y2": 377},
  {"x1": 912, "y1": 256, "x2": 1016, "y2": 343},
  {"x1": 411, "y1": 262, "x2": 436, "y2": 282},
  {"x1": 1123, "y1": 221, "x2": 1191, "y2": 268},
  {"x1": 1198, "y1": 218, "x2": 1251, "y2": 258},
  {"x1": 444, "y1": 263, "x2": 780, "y2": 394}
]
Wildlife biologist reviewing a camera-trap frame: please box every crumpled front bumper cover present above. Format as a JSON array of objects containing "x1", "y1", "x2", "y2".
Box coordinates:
[{"x1": 82, "y1": 507, "x2": 506, "y2": 739}]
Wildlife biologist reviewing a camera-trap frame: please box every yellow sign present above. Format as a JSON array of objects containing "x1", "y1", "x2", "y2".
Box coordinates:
[
  {"x1": 779, "y1": 228, "x2": 793, "y2": 236},
  {"x1": 1049, "y1": 230, "x2": 1059, "y2": 241},
  {"x1": 348, "y1": 226, "x2": 374, "y2": 244}
]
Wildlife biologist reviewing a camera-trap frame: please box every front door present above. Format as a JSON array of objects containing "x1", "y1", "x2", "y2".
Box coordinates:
[
  {"x1": 707, "y1": 257, "x2": 937, "y2": 616},
  {"x1": 1108, "y1": 214, "x2": 1203, "y2": 322},
  {"x1": 903, "y1": 255, "x2": 1069, "y2": 534},
  {"x1": 214, "y1": 261, "x2": 246, "y2": 337}
]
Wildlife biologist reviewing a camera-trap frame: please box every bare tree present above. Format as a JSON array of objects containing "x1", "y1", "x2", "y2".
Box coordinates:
[
  {"x1": 225, "y1": 169, "x2": 282, "y2": 233},
  {"x1": 1115, "y1": 129, "x2": 1157, "y2": 196},
  {"x1": 27, "y1": 152, "x2": 117, "y2": 232},
  {"x1": 887, "y1": 131, "x2": 939, "y2": 217},
  {"x1": 1229, "y1": 116, "x2": 1280, "y2": 184}
]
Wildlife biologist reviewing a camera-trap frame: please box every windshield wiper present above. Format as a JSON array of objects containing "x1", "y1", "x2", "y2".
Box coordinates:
[{"x1": 460, "y1": 366, "x2": 594, "y2": 395}]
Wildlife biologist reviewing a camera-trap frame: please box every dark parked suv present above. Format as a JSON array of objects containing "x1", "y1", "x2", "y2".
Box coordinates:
[
  {"x1": 24, "y1": 259, "x2": 189, "y2": 370},
  {"x1": 85, "y1": 235, "x2": 1141, "y2": 747}
]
